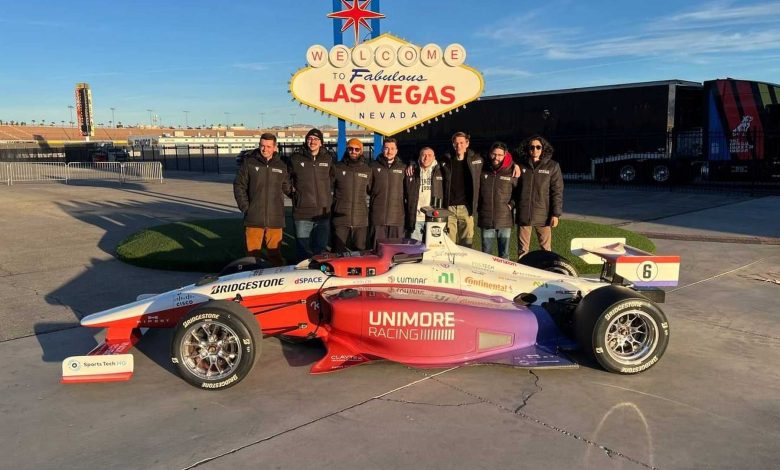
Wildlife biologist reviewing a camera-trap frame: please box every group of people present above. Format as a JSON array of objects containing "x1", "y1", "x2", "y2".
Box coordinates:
[{"x1": 233, "y1": 128, "x2": 563, "y2": 266}]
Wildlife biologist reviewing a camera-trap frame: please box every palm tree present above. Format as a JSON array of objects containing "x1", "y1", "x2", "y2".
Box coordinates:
[{"x1": 32, "y1": 119, "x2": 36, "y2": 126}]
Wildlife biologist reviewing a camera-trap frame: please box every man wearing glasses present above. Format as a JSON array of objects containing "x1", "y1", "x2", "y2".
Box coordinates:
[
  {"x1": 289, "y1": 128, "x2": 336, "y2": 260},
  {"x1": 332, "y1": 138, "x2": 373, "y2": 252},
  {"x1": 515, "y1": 135, "x2": 564, "y2": 259}
]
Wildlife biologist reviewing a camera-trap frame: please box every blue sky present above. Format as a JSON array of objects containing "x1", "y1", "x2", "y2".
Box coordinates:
[{"x1": 1, "y1": 0, "x2": 778, "y2": 128}]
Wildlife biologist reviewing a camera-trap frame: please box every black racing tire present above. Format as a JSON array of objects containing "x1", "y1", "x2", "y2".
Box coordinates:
[
  {"x1": 171, "y1": 300, "x2": 261, "y2": 390},
  {"x1": 218, "y1": 256, "x2": 264, "y2": 277},
  {"x1": 518, "y1": 250, "x2": 578, "y2": 277},
  {"x1": 575, "y1": 285, "x2": 669, "y2": 374}
]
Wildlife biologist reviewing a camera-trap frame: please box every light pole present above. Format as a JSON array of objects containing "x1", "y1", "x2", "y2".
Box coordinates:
[
  {"x1": 67, "y1": 105, "x2": 74, "y2": 127},
  {"x1": 183, "y1": 110, "x2": 190, "y2": 128},
  {"x1": 110, "y1": 107, "x2": 115, "y2": 128},
  {"x1": 147, "y1": 109, "x2": 154, "y2": 127},
  {"x1": 259, "y1": 112, "x2": 265, "y2": 130},
  {"x1": 224, "y1": 112, "x2": 231, "y2": 129}
]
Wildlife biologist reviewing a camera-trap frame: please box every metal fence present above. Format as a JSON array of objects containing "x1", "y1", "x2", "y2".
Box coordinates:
[
  {"x1": 130, "y1": 142, "x2": 377, "y2": 175},
  {"x1": 2, "y1": 162, "x2": 163, "y2": 185}
]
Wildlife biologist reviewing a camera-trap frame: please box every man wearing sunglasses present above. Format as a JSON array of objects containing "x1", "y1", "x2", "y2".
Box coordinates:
[
  {"x1": 515, "y1": 135, "x2": 564, "y2": 259},
  {"x1": 331, "y1": 138, "x2": 373, "y2": 252}
]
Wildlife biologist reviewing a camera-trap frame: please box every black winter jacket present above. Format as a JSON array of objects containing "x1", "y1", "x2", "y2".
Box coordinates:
[
  {"x1": 233, "y1": 150, "x2": 292, "y2": 228},
  {"x1": 514, "y1": 154, "x2": 564, "y2": 226},
  {"x1": 478, "y1": 157, "x2": 517, "y2": 229},
  {"x1": 403, "y1": 163, "x2": 447, "y2": 231},
  {"x1": 440, "y1": 148, "x2": 483, "y2": 215},
  {"x1": 288, "y1": 146, "x2": 336, "y2": 220},
  {"x1": 369, "y1": 156, "x2": 406, "y2": 227},
  {"x1": 332, "y1": 157, "x2": 373, "y2": 227}
]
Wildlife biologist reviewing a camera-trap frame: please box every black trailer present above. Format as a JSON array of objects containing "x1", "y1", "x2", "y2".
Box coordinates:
[{"x1": 393, "y1": 78, "x2": 779, "y2": 186}]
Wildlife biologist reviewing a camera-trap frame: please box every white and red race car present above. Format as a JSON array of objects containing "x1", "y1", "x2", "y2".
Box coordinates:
[{"x1": 62, "y1": 208, "x2": 679, "y2": 390}]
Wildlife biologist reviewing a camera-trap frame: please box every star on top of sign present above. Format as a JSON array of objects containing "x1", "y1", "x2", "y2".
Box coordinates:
[{"x1": 327, "y1": 0, "x2": 385, "y2": 45}]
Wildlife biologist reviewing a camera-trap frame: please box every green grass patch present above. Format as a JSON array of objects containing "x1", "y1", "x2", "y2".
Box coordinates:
[{"x1": 118, "y1": 215, "x2": 653, "y2": 274}]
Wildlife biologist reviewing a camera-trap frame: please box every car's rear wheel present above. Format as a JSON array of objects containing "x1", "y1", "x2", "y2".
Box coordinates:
[
  {"x1": 171, "y1": 301, "x2": 261, "y2": 390},
  {"x1": 518, "y1": 250, "x2": 578, "y2": 277},
  {"x1": 575, "y1": 285, "x2": 669, "y2": 374}
]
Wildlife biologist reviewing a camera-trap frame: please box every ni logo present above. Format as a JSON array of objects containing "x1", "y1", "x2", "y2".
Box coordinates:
[{"x1": 437, "y1": 272, "x2": 455, "y2": 284}]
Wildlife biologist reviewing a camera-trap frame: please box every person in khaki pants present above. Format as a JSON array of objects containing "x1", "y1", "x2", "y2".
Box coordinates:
[
  {"x1": 514, "y1": 134, "x2": 563, "y2": 260},
  {"x1": 233, "y1": 133, "x2": 292, "y2": 266}
]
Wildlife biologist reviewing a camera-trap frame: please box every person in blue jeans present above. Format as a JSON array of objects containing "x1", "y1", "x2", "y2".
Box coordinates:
[
  {"x1": 288, "y1": 128, "x2": 336, "y2": 260},
  {"x1": 477, "y1": 142, "x2": 517, "y2": 259}
]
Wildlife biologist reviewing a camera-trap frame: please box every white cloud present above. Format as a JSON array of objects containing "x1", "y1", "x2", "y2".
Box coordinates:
[
  {"x1": 482, "y1": 66, "x2": 532, "y2": 78},
  {"x1": 477, "y1": 1, "x2": 780, "y2": 61}
]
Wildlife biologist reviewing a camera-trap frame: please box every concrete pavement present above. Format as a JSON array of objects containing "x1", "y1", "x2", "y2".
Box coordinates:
[{"x1": 0, "y1": 173, "x2": 778, "y2": 469}]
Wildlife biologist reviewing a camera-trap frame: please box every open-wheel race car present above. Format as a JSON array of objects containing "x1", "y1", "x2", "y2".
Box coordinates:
[{"x1": 62, "y1": 208, "x2": 679, "y2": 389}]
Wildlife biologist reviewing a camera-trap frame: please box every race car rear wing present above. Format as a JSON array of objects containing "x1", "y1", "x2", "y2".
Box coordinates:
[{"x1": 571, "y1": 238, "x2": 680, "y2": 288}]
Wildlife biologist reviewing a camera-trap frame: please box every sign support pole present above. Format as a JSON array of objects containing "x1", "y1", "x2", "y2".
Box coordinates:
[
  {"x1": 332, "y1": 0, "x2": 346, "y2": 159},
  {"x1": 371, "y1": 0, "x2": 382, "y2": 159}
]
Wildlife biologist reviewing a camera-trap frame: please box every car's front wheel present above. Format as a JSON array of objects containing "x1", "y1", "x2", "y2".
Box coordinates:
[
  {"x1": 576, "y1": 285, "x2": 669, "y2": 374},
  {"x1": 171, "y1": 301, "x2": 261, "y2": 390}
]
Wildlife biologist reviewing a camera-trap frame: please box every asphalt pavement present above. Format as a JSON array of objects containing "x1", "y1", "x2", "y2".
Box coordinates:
[{"x1": 0, "y1": 172, "x2": 778, "y2": 469}]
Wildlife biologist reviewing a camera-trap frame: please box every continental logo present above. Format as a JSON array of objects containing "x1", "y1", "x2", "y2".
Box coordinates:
[
  {"x1": 201, "y1": 374, "x2": 239, "y2": 389},
  {"x1": 464, "y1": 276, "x2": 509, "y2": 292},
  {"x1": 210, "y1": 278, "x2": 284, "y2": 295},
  {"x1": 183, "y1": 313, "x2": 220, "y2": 328}
]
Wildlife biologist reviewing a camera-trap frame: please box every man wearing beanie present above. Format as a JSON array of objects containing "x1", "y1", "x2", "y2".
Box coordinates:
[
  {"x1": 331, "y1": 138, "x2": 373, "y2": 252},
  {"x1": 289, "y1": 128, "x2": 337, "y2": 260},
  {"x1": 369, "y1": 137, "x2": 406, "y2": 246}
]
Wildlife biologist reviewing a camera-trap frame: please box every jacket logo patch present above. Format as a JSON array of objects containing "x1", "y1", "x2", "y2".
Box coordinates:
[
  {"x1": 538, "y1": 169, "x2": 550, "y2": 174},
  {"x1": 435, "y1": 176, "x2": 443, "y2": 180},
  {"x1": 483, "y1": 174, "x2": 488, "y2": 179},
  {"x1": 472, "y1": 160, "x2": 482, "y2": 165},
  {"x1": 318, "y1": 163, "x2": 328, "y2": 167},
  {"x1": 500, "y1": 176, "x2": 511, "y2": 181},
  {"x1": 272, "y1": 168, "x2": 283, "y2": 173},
  {"x1": 377, "y1": 168, "x2": 382, "y2": 172},
  {"x1": 358, "y1": 173, "x2": 368, "y2": 178},
  {"x1": 300, "y1": 162, "x2": 305, "y2": 167},
  {"x1": 254, "y1": 167, "x2": 259, "y2": 171},
  {"x1": 393, "y1": 170, "x2": 403, "y2": 174}
]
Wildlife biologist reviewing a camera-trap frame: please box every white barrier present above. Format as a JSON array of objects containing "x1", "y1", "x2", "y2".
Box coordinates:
[
  {"x1": 8, "y1": 162, "x2": 68, "y2": 185},
  {"x1": 121, "y1": 162, "x2": 164, "y2": 183},
  {"x1": 2, "y1": 162, "x2": 164, "y2": 185},
  {"x1": 67, "y1": 162, "x2": 123, "y2": 183}
]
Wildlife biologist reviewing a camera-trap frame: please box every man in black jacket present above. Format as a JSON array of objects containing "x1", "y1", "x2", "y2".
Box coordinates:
[
  {"x1": 478, "y1": 142, "x2": 516, "y2": 259},
  {"x1": 332, "y1": 138, "x2": 373, "y2": 252},
  {"x1": 440, "y1": 131, "x2": 483, "y2": 248},
  {"x1": 233, "y1": 133, "x2": 292, "y2": 266},
  {"x1": 369, "y1": 137, "x2": 406, "y2": 246},
  {"x1": 288, "y1": 128, "x2": 336, "y2": 260},
  {"x1": 404, "y1": 147, "x2": 447, "y2": 240},
  {"x1": 515, "y1": 134, "x2": 564, "y2": 259}
]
